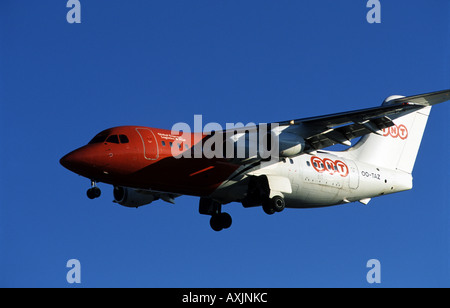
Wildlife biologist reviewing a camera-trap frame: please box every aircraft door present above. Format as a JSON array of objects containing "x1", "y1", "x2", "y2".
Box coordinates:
[
  {"x1": 136, "y1": 128, "x2": 159, "y2": 160},
  {"x1": 347, "y1": 160, "x2": 359, "y2": 189}
]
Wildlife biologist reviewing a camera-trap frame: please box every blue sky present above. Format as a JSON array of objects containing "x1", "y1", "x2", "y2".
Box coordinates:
[{"x1": 0, "y1": 1, "x2": 449, "y2": 287}]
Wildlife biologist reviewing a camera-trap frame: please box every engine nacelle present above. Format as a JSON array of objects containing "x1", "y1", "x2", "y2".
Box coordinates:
[
  {"x1": 382, "y1": 95, "x2": 405, "y2": 106},
  {"x1": 221, "y1": 128, "x2": 305, "y2": 161},
  {"x1": 113, "y1": 186, "x2": 155, "y2": 208},
  {"x1": 278, "y1": 132, "x2": 305, "y2": 157}
]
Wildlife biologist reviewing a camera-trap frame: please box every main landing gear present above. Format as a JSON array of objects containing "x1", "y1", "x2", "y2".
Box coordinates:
[
  {"x1": 199, "y1": 197, "x2": 232, "y2": 232},
  {"x1": 199, "y1": 194, "x2": 285, "y2": 231},
  {"x1": 262, "y1": 195, "x2": 286, "y2": 215},
  {"x1": 242, "y1": 176, "x2": 286, "y2": 215},
  {"x1": 86, "y1": 180, "x2": 101, "y2": 199},
  {"x1": 210, "y1": 212, "x2": 232, "y2": 232}
]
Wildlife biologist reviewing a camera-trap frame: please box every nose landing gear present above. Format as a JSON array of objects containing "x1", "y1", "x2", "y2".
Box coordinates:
[{"x1": 87, "y1": 180, "x2": 101, "y2": 199}]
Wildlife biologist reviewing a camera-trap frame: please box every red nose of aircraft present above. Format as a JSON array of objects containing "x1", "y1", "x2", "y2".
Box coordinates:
[
  {"x1": 60, "y1": 148, "x2": 85, "y2": 171},
  {"x1": 60, "y1": 146, "x2": 97, "y2": 174}
]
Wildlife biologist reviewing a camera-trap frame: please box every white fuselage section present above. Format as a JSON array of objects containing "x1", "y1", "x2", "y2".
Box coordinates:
[
  {"x1": 213, "y1": 151, "x2": 413, "y2": 208},
  {"x1": 282, "y1": 152, "x2": 412, "y2": 208}
]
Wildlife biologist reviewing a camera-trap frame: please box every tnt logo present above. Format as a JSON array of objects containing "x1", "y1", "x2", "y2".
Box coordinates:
[
  {"x1": 382, "y1": 124, "x2": 408, "y2": 140},
  {"x1": 311, "y1": 156, "x2": 349, "y2": 177}
]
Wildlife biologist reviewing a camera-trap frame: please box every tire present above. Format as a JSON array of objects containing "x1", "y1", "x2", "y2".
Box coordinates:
[
  {"x1": 272, "y1": 195, "x2": 285, "y2": 212},
  {"x1": 87, "y1": 188, "x2": 96, "y2": 199},
  {"x1": 93, "y1": 187, "x2": 101, "y2": 198},
  {"x1": 219, "y1": 212, "x2": 232, "y2": 229},
  {"x1": 262, "y1": 200, "x2": 275, "y2": 215},
  {"x1": 87, "y1": 187, "x2": 101, "y2": 199},
  {"x1": 210, "y1": 215, "x2": 223, "y2": 232},
  {"x1": 210, "y1": 213, "x2": 232, "y2": 231}
]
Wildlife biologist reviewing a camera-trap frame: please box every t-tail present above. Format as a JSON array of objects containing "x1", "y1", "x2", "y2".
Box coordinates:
[{"x1": 345, "y1": 89, "x2": 450, "y2": 174}]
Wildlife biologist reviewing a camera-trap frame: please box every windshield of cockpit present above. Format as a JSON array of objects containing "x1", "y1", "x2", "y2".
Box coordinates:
[{"x1": 88, "y1": 132, "x2": 129, "y2": 144}]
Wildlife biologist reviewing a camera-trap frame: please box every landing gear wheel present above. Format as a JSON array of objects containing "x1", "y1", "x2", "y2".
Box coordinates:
[
  {"x1": 262, "y1": 201, "x2": 276, "y2": 215},
  {"x1": 87, "y1": 187, "x2": 101, "y2": 199},
  {"x1": 87, "y1": 180, "x2": 101, "y2": 199},
  {"x1": 262, "y1": 196, "x2": 285, "y2": 215},
  {"x1": 210, "y1": 212, "x2": 232, "y2": 231},
  {"x1": 210, "y1": 214, "x2": 223, "y2": 232},
  {"x1": 219, "y1": 212, "x2": 232, "y2": 229},
  {"x1": 199, "y1": 198, "x2": 233, "y2": 231},
  {"x1": 272, "y1": 195, "x2": 285, "y2": 212}
]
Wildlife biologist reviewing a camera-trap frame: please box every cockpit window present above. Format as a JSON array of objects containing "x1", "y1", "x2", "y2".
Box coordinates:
[
  {"x1": 119, "y1": 135, "x2": 129, "y2": 143},
  {"x1": 89, "y1": 133, "x2": 129, "y2": 145},
  {"x1": 106, "y1": 135, "x2": 120, "y2": 144},
  {"x1": 88, "y1": 132, "x2": 108, "y2": 144}
]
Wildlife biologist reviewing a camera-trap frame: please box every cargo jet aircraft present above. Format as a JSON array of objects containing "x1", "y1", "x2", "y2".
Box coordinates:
[{"x1": 60, "y1": 89, "x2": 450, "y2": 231}]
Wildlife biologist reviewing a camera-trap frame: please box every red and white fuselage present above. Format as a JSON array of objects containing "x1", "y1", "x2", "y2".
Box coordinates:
[{"x1": 60, "y1": 89, "x2": 450, "y2": 231}]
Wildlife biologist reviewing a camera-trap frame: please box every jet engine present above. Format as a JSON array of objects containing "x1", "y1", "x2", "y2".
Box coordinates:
[
  {"x1": 219, "y1": 128, "x2": 305, "y2": 161},
  {"x1": 256, "y1": 130, "x2": 306, "y2": 159},
  {"x1": 382, "y1": 95, "x2": 406, "y2": 106},
  {"x1": 113, "y1": 186, "x2": 156, "y2": 208},
  {"x1": 277, "y1": 132, "x2": 306, "y2": 157}
]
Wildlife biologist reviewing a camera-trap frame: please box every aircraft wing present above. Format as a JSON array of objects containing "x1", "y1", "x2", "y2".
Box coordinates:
[
  {"x1": 215, "y1": 89, "x2": 450, "y2": 162},
  {"x1": 208, "y1": 89, "x2": 450, "y2": 186},
  {"x1": 278, "y1": 89, "x2": 450, "y2": 151},
  {"x1": 384, "y1": 88, "x2": 450, "y2": 106}
]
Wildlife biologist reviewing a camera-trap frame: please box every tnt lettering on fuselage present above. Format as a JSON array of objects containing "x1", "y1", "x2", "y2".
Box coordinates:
[{"x1": 311, "y1": 156, "x2": 349, "y2": 177}]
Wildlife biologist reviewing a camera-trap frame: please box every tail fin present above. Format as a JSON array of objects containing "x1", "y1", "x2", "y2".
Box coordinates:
[
  {"x1": 344, "y1": 89, "x2": 449, "y2": 173},
  {"x1": 347, "y1": 104, "x2": 431, "y2": 174}
]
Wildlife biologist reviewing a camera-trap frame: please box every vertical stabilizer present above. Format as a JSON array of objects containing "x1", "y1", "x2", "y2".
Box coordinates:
[{"x1": 346, "y1": 104, "x2": 431, "y2": 174}]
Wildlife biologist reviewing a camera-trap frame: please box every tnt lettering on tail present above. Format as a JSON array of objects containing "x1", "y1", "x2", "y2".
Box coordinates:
[{"x1": 382, "y1": 124, "x2": 408, "y2": 140}]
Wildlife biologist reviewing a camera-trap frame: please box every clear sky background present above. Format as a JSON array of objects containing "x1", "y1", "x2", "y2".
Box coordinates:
[{"x1": 0, "y1": 1, "x2": 449, "y2": 287}]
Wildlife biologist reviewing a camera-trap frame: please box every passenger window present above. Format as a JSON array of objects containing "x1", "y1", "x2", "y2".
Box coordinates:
[
  {"x1": 162, "y1": 141, "x2": 166, "y2": 146},
  {"x1": 119, "y1": 135, "x2": 129, "y2": 143},
  {"x1": 106, "y1": 135, "x2": 120, "y2": 144},
  {"x1": 185, "y1": 144, "x2": 189, "y2": 150},
  {"x1": 169, "y1": 142, "x2": 173, "y2": 147},
  {"x1": 306, "y1": 161, "x2": 311, "y2": 167},
  {"x1": 178, "y1": 143, "x2": 182, "y2": 150}
]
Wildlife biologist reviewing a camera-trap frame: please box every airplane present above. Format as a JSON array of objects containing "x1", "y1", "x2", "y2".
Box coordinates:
[{"x1": 60, "y1": 89, "x2": 450, "y2": 231}]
